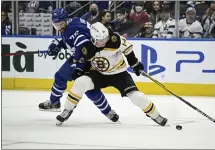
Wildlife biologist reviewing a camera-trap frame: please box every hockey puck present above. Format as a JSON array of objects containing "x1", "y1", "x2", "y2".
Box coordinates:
[
  {"x1": 176, "y1": 125, "x2": 182, "y2": 130},
  {"x1": 16, "y1": 42, "x2": 27, "y2": 49}
]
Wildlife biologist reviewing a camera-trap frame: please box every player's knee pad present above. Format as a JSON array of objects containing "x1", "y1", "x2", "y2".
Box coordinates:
[
  {"x1": 85, "y1": 89, "x2": 103, "y2": 102},
  {"x1": 127, "y1": 91, "x2": 150, "y2": 108},
  {"x1": 72, "y1": 75, "x2": 94, "y2": 95}
]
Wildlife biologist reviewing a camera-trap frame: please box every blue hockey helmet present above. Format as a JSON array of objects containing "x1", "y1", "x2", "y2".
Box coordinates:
[
  {"x1": 52, "y1": 8, "x2": 68, "y2": 23},
  {"x1": 52, "y1": 8, "x2": 68, "y2": 31}
]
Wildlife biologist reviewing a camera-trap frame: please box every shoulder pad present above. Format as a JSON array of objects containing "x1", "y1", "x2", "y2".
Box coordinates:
[
  {"x1": 105, "y1": 32, "x2": 121, "y2": 49},
  {"x1": 80, "y1": 41, "x2": 97, "y2": 60}
]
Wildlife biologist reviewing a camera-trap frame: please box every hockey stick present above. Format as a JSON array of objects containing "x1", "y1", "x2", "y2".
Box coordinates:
[
  {"x1": 140, "y1": 71, "x2": 215, "y2": 123},
  {"x1": 1, "y1": 50, "x2": 48, "y2": 57}
]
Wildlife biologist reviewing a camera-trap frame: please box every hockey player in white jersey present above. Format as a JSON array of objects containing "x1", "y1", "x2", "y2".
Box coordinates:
[
  {"x1": 56, "y1": 22, "x2": 168, "y2": 126},
  {"x1": 153, "y1": 6, "x2": 175, "y2": 38},
  {"x1": 179, "y1": 7, "x2": 203, "y2": 38}
]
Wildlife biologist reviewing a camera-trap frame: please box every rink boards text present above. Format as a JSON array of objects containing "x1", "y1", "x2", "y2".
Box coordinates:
[{"x1": 2, "y1": 36, "x2": 215, "y2": 96}]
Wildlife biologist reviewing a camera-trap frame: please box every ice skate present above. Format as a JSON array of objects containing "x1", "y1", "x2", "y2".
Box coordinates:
[
  {"x1": 39, "y1": 100, "x2": 61, "y2": 112},
  {"x1": 56, "y1": 109, "x2": 73, "y2": 126},
  {"x1": 150, "y1": 114, "x2": 168, "y2": 126},
  {"x1": 106, "y1": 109, "x2": 119, "y2": 123}
]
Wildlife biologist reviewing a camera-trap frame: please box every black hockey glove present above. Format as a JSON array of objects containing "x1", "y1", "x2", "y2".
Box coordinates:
[
  {"x1": 131, "y1": 61, "x2": 144, "y2": 76},
  {"x1": 47, "y1": 39, "x2": 61, "y2": 56},
  {"x1": 48, "y1": 46, "x2": 60, "y2": 56}
]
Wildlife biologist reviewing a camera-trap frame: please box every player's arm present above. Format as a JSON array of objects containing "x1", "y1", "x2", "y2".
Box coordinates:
[
  {"x1": 152, "y1": 23, "x2": 159, "y2": 38},
  {"x1": 166, "y1": 20, "x2": 175, "y2": 38},
  {"x1": 120, "y1": 36, "x2": 144, "y2": 76},
  {"x1": 68, "y1": 34, "x2": 97, "y2": 79},
  {"x1": 193, "y1": 23, "x2": 203, "y2": 38}
]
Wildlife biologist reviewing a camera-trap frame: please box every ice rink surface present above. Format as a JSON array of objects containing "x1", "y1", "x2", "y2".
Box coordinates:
[{"x1": 2, "y1": 90, "x2": 215, "y2": 149}]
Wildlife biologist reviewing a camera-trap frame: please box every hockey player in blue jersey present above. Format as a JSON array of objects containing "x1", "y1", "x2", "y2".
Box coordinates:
[{"x1": 38, "y1": 8, "x2": 119, "y2": 122}]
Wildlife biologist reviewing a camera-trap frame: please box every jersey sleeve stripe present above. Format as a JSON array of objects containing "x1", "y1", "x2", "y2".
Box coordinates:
[
  {"x1": 103, "y1": 48, "x2": 117, "y2": 51},
  {"x1": 74, "y1": 35, "x2": 84, "y2": 46},
  {"x1": 122, "y1": 45, "x2": 133, "y2": 55},
  {"x1": 194, "y1": 32, "x2": 203, "y2": 35},
  {"x1": 169, "y1": 25, "x2": 175, "y2": 28},
  {"x1": 75, "y1": 39, "x2": 89, "y2": 47}
]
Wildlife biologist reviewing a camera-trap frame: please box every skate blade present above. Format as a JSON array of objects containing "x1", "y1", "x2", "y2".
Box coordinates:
[
  {"x1": 39, "y1": 108, "x2": 61, "y2": 112},
  {"x1": 163, "y1": 120, "x2": 170, "y2": 127},
  {"x1": 116, "y1": 120, "x2": 121, "y2": 124},
  {"x1": 56, "y1": 120, "x2": 63, "y2": 126}
]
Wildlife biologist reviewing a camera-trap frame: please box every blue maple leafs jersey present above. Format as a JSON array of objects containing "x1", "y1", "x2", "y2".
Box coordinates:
[{"x1": 62, "y1": 17, "x2": 92, "y2": 60}]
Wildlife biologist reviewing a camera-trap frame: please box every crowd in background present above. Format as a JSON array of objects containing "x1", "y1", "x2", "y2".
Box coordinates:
[{"x1": 2, "y1": 1, "x2": 215, "y2": 38}]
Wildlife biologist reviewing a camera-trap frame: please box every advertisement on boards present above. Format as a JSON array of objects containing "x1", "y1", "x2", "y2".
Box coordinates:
[
  {"x1": 1, "y1": 37, "x2": 215, "y2": 96},
  {"x1": 128, "y1": 40, "x2": 215, "y2": 84},
  {"x1": 2, "y1": 37, "x2": 215, "y2": 83}
]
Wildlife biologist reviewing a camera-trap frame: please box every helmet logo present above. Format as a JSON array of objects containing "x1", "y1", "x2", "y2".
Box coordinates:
[{"x1": 91, "y1": 26, "x2": 99, "y2": 32}]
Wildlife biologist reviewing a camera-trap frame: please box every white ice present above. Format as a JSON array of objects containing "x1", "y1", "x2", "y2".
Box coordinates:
[{"x1": 2, "y1": 90, "x2": 215, "y2": 149}]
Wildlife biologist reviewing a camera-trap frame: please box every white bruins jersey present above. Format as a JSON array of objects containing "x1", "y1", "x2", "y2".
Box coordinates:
[
  {"x1": 90, "y1": 33, "x2": 133, "y2": 75},
  {"x1": 153, "y1": 18, "x2": 175, "y2": 38},
  {"x1": 179, "y1": 18, "x2": 203, "y2": 38}
]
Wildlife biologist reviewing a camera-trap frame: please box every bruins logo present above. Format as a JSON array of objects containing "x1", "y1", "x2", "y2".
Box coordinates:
[
  {"x1": 92, "y1": 57, "x2": 110, "y2": 72},
  {"x1": 81, "y1": 47, "x2": 87, "y2": 55},
  {"x1": 111, "y1": 35, "x2": 117, "y2": 43}
]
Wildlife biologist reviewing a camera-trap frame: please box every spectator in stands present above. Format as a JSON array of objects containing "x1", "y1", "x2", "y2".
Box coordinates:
[
  {"x1": 208, "y1": 23, "x2": 215, "y2": 38},
  {"x1": 1, "y1": 11, "x2": 12, "y2": 35},
  {"x1": 18, "y1": 2, "x2": 26, "y2": 13},
  {"x1": 65, "y1": 1, "x2": 82, "y2": 17},
  {"x1": 153, "y1": 5, "x2": 175, "y2": 38},
  {"x1": 202, "y1": 2, "x2": 215, "y2": 34},
  {"x1": 83, "y1": 3, "x2": 99, "y2": 24},
  {"x1": 202, "y1": 2, "x2": 215, "y2": 23},
  {"x1": 38, "y1": 1, "x2": 56, "y2": 13},
  {"x1": 2, "y1": 1, "x2": 11, "y2": 13},
  {"x1": 179, "y1": 7, "x2": 203, "y2": 38},
  {"x1": 135, "y1": 22, "x2": 154, "y2": 38},
  {"x1": 25, "y1": 1, "x2": 39, "y2": 13},
  {"x1": 129, "y1": 2, "x2": 149, "y2": 29},
  {"x1": 149, "y1": 1, "x2": 162, "y2": 26},
  {"x1": 98, "y1": 10, "x2": 114, "y2": 32},
  {"x1": 115, "y1": 9, "x2": 136, "y2": 37},
  {"x1": 203, "y1": 10, "x2": 215, "y2": 37}
]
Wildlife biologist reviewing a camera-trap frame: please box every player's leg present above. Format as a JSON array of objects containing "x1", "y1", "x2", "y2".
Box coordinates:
[
  {"x1": 38, "y1": 59, "x2": 72, "y2": 111},
  {"x1": 39, "y1": 59, "x2": 118, "y2": 122},
  {"x1": 56, "y1": 74, "x2": 95, "y2": 125},
  {"x1": 56, "y1": 71, "x2": 119, "y2": 125},
  {"x1": 85, "y1": 89, "x2": 119, "y2": 122},
  {"x1": 112, "y1": 71, "x2": 168, "y2": 126}
]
